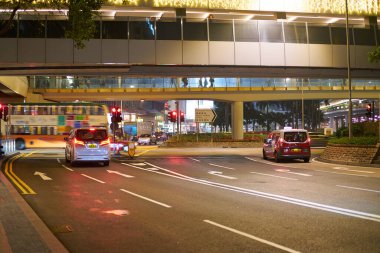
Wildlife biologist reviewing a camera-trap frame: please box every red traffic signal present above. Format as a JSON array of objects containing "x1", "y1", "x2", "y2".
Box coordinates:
[
  {"x1": 366, "y1": 103, "x2": 372, "y2": 117},
  {"x1": 180, "y1": 111, "x2": 185, "y2": 122},
  {"x1": 111, "y1": 106, "x2": 122, "y2": 123},
  {"x1": 168, "y1": 110, "x2": 177, "y2": 122}
]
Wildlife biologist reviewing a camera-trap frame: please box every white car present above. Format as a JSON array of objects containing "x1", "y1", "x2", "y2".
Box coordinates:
[
  {"x1": 137, "y1": 134, "x2": 156, "y2": 145},
  {"x1": 65, "y1": 127, "x2": 111, "y2": 166}
]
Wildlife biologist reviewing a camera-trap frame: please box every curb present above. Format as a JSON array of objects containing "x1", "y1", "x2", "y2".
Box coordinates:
[
  {"x1": 0, "y1": 154, "x2": 69, "y2": 253},
  {"x1": 313, "y1": 156, "x2": 380, "y2": 168}
]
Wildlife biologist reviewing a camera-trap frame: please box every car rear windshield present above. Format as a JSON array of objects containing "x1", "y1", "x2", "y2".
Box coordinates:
[
  {"x1": 76, "y1": 129, "x2": 108, "y2": 141},
  {"x1": 283, "y1": 132, "x2": 307, "y2": 142}
]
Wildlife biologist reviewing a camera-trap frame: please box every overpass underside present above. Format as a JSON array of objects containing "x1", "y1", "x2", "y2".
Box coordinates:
[{"x1": 34, "y1": 85, "x2": 379, "y2": 102}]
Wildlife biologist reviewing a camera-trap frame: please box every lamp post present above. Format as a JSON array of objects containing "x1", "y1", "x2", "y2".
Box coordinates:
[{"x1": 345, "y1": 0, "x2": 353, "y2": 139}]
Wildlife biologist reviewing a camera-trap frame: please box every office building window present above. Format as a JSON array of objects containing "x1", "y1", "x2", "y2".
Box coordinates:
[
  {"x1": 129, "y1": 19, "x2": 155, "y2": 40},
  {"x1": 157, "y1": 18, "x2": 181, "y2": 40},
  {"x1": 209, "y1": 20, "x2": 233, "y2": 41},
  {"x1": 47, "y1": 20, "x2": 68, "y2": 38},
  {"x1": 0, "y1": 20, "x2": 17, "y2": 38},
  {"x1": 183, "y1": 19, "x2": 207, "y2": 41},
  {"x1": 234, "y1": 20, "x2": 259, "y2": 42},
  {"x1": 284, "y1": 23, "x2": 307, "y2": 43},
  {"x1": 93, "y1": 21, "x2": 101, "y2": 39},
  {"x1": 354, "y1": 26, "x2": 376, "y2": 45},
  {"x1": 102, "y1": 21, "x2": 128, "y2": 39},
  {"x1": 331, "y1": 26, "x2": 354, "y2": 45},
  {"x1": 19, "y1": 19, "x2": 45, "y2": 38},
  {"x1": 308, "y1": 25, "x2": 331, "y2": 44},
  {"x1": 259, "y1": 20, "x2": 283, "y2": 43}
]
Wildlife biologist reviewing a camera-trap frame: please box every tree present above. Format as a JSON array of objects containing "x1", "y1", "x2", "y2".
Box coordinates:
[
  {"x1": 0, "y1": 0, "x2": 104, "y2": 49},
  {"x1": 369, "y1": 46, "x2": 380, "y2": 63}
]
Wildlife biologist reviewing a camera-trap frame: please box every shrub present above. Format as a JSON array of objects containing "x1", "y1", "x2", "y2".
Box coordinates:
[{"x1": 328, "y1": 136, "x2": 378, "y2": 145}]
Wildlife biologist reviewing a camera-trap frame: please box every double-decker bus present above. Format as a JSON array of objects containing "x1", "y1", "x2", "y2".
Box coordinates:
[{"x1": 5, "y1": 102, "x2": 109, "y2": 150}]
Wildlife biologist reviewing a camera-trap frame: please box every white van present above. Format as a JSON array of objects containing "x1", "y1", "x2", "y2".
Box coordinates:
[{"x1": 65, "y1": 127, "x2": 111, "y2": 166}]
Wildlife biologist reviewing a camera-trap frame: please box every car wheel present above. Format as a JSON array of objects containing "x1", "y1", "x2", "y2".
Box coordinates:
[
  {"x1": 65, "y1": 151, "x2": 70, "y2": 163},
  {"x1": 262, "y1": 149, "x2": 267, "y2": 160},
  {"x1": 104, "y1": 161, "x2": 110, "y2": 166},
  {"x1": 275, "y1": 152, "x2": 281, "y2": 163},
  {"x1": 304, "y1": 157, "x2": 310, "y2": 163},
  {"x1": 70, "y1": 151, "x2": 76, "y2": 166}
]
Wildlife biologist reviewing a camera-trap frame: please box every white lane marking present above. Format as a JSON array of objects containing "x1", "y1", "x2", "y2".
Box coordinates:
[
  {"x1": 245, "y1": 157, "x2": 257, "y2": 162},
  {"x1": 57, "y1": 158, "x2": 61, "y2": 164},
  {"x1": 336, "y1": 185, "x2": 380, "y2": 194},
  {"x1": 120, "y1": 189, "x2": 171, "y2": 208},
  {"x1": 208, "y1": 171, "x2": 237, "y2": 180},
  {"x1": 246, "y1": 157, "x2": 301, "y2": 169},
  {"x1": 314, "y1": 170, "x2": 369, "y2": 178},
  {"x1": 130, "y1": 163, "x2": 146, "y2": 166},
  {"x1": 209, "y1": 163, "x2": 235, "y2": 170},
  {"x1": 34, "y1": 171, "x2": 52, "y2": 181},
  {"x1": 250, "y1": 172, "x2": 298, "y2": 181},
  {"x1": 62, "y1": 165, "x2": 74, "y2": 171},
  {"x1": 121, "y1": 163, "x2": 158, "y2": 171},
  {"x1": 107, "y1": 170, "x2": 134, "y2": 178},
  {"x1": 204, "y1": 220, "x2": 301, "y2": 253},
  {"x1": 146, "y1": 167, "x2": 159, "y2": 171},
  {"x1": 275, "y1": 169, "x2": 312, "y2": 177},
  {"x1": 81, "y1": 174, "x2": 106, "y2": 184},
  {"x1": 125, "y1": 162, "x2": 380, "y2": 223},
  {"x1": 189, "y1": 158, "x2": 200, "y2": 162},
  {"x1": 332, "y1": 167, "x2": 374, "y2": 174}
]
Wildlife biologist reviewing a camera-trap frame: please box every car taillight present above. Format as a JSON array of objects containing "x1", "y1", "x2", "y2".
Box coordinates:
[
  {"x1": 307, "y1": 137, "x2": 311, "y2": 143},
  {"x1": 100, "y1": 138, "x2": 110, "y2": 146},
  {"x1": 74, "y1": 138, "x2": 85, "y2": 145}
]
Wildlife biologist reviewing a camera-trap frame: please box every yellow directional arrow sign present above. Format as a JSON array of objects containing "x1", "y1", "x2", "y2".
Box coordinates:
[{"x1": 195, "y1": 109, "x2": 217, "y2": 123}]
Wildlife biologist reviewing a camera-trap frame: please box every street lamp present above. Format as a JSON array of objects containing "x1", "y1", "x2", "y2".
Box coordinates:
[{"x1": 345, "y1": 0, "x2": 353, "y2": 139}]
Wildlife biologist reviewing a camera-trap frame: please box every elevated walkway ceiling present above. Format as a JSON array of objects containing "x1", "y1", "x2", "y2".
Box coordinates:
[{"x1": 0, "y1": 76, "x2": 28, "y2": 103}]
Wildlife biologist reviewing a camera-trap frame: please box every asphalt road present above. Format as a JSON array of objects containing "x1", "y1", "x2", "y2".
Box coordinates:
[{"x1": 4, "y1": 148, "x2": 380, "y2": 253}]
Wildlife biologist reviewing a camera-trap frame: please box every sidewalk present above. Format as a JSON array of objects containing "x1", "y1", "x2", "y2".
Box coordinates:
[{"x1": 0, "y1": 154, "x2": 68, "y2": 253}]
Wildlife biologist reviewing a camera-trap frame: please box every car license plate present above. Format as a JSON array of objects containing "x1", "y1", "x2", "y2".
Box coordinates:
[
  {"x1": 88, "y1": 144, "x2": 97, "y2": 148},
  {"x1": 292, "y1": 148, "x2": 301, "y2": 152}
]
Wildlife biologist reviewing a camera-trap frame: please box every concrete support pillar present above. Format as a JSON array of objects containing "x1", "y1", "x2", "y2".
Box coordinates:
[
  {"x1": 329, "y1": 116, "x2": 334, "y2": 128},
  {"x1": 232, "y1": 101, "x2": 244, "y2": 140}
]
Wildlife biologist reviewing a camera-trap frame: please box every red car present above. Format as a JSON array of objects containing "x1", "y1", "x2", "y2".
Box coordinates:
[{"x1": 263, "y1": 129, "x2": 311, "y2": 163}]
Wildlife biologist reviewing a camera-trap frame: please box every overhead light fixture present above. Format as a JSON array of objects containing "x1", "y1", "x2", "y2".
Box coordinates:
[
  {"x1": 287, "y1": 16, "x2": 297, "y2": 22},
  {"x1": 326, "y1": 18, "x2": 341, "y2": 23},
  {"x1": 245, "y1": 14, "x2": 255, "y2": 20}
]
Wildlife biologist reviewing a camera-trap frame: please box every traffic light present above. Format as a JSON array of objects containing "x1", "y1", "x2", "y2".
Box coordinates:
[
  {"x1": 3, "y1": 106, "x2": 8, "y2": 121},
  {"x1": 116, "y1": 107, "x2": 122, "y2": 122},
  {"x1": 168, "y1": 110, "x2": 177, "y2": 122},
  {"x1": 180, "y1": 111, "x2": 185, "y2": 122},
  {"x1": 111, "y1": 106, "x2": 122, "y2": 123},
  {"x1": 366, "y1": 103, "x2": 372, "y2": 117}
]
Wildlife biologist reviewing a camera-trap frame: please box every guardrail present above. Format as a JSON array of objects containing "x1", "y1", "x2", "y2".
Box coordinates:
[{"x1": 1, "y1": 139, "x2": 16, "y2": 157}]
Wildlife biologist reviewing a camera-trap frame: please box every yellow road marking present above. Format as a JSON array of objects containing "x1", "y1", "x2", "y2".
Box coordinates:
[
  {"x1": 4, "y1": 154, "x2": 36, "y2": 195},
  {"x1": 134, "y1": 146, "x2": 158, "y2": 157}
]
